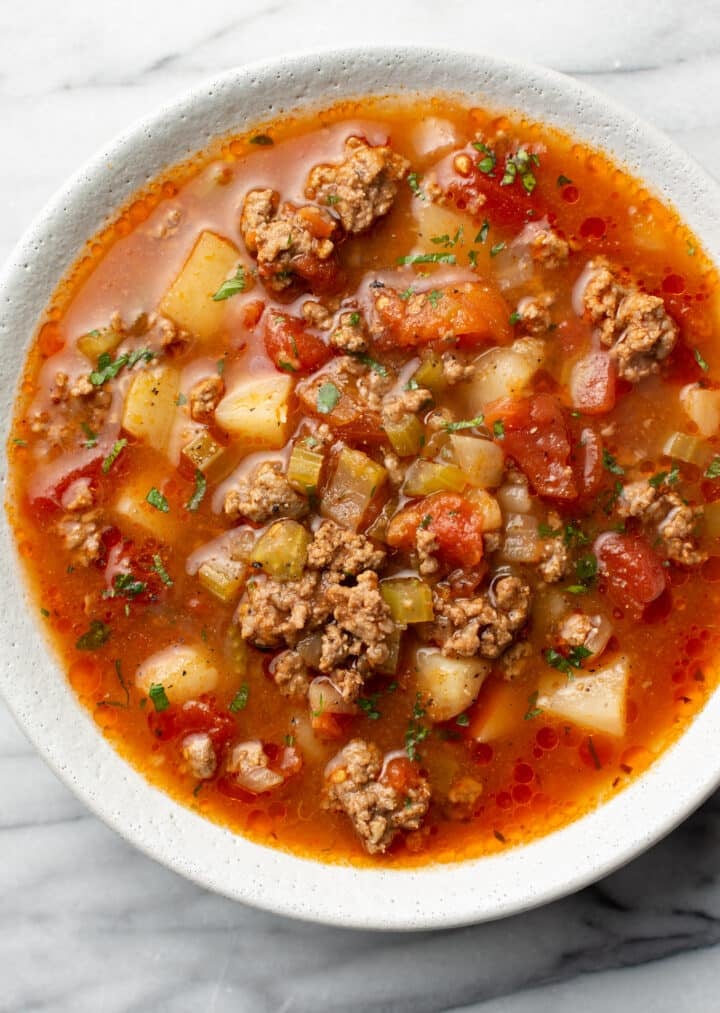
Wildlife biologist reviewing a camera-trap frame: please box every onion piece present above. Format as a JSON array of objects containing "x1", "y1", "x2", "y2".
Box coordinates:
[
  {"x1": 496, "y1": 481, "x2": 533, "y2": 515},
  {"x1": 502, "y1": 513, "x2": 542, "y2": 563},
  {"x1": 226, "y1": 740, "x2": 284, "y2": 793},
  {"x1": 308, "y1": 676, "x2": 357, "y2": 716}
]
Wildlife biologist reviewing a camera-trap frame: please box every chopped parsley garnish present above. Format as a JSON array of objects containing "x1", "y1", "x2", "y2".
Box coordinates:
[
  {"x1": 75, "y1": 619, "x2": 111, "y2": 651},
  {"x1": 509, "y1": 311, "x2": 522, "y2": 326},
  {"x1": 442, "y1": 414, "x2": 484, "y2": 432},
  {"x1": 399, "y1": 286, "x2": 415, "y2": 301},
  {"x1": 694, "y1": 347, "x2": 709, "y2": 371},
  {"x1": 601, "y1": 480, "x2": 624, "y2": 514},
  {"x1": 468, "y1": 250, "x2": 479, "y2": 268},
  {"x1": 524, "y1": 691, "x2": 543, "y2": 721},
  {"x1": 489, "y1": 241, "x2": 506, "y2": 257},
  {"x1": 317, "y1": 381, "x2": 340, "y2": 414},
  {"x1": 397, "y1": 252, "x2": 457, "y2": 266},
  {"x1": 229, "y1": 684, "x2": 249, "y2": 713},
  {"x1": 12, "y1": 438, "x2": 27, "y2": 447},
  {"x1": 574, "y1": 553, "x2": 598, "y2": 583},
  {"x1": 104, "y1": 572, "x2": 147, "y2": 599},
  {"x1": 544, "y1": 645, "x2": 592, "y2": 677},
  {"x1": 420, "y1": 514, "x2": 433, "y2": 529},
  {"x1": 602, "y1": 449, "x2": 624, "y2": 476},
  {"x1": 175, "y1": 393, "x2": 187, "y2": 406},
  {"x1": 186, "y1": 469, "x2": 207, "y2": 512},
  {"x1": 352, "y1": 352, "x2": 388, "y2": 377},
  {"x1": 148, "y1": 683, "x2": 170, "y2": 712},
  {"x1": 349, "y1": 312, "x2": 361, "y2": 326},
  {"x1": 455, "y1": 713, "x2": 470, "y2": 727},
  {"x1": 113, "y1": 659, "x2": 130, "y2": 707},
  {"x1": 151, "y1": 554, "x2": 173, "y2": 586},
  {"x1": 407, "y1": 172, "x2": 425, "y2": 199},
  {"x1": 40, "y1": 607, "x2": 50, "y2": 618},
  {"x1": 405, "y1": 693, "x2": 429, "y2": 762},
  {"x1": 249, "y1": 133, "x2": 273, "y2": 145},
  {"x1": 146, "y1": 487, "x2": 169, "y2": 512},
  {"x1": 538, "y1": 522, "x2": 562, "y2": 538},
  {"x1": 492, "y1": 419, "x2": 505, "y2": 439},
  {"x1": 557, "y1": 174, "x2": 573, "y2": 187},
  {"x1": 212, "y1": 265, "x2": 247, "y2": 301},
  {"x1": 358, "y1": 694, "x2": 382, "y2": 720},
  {"x1": 472, "y1": 141, "x2": 496, "y2": 175},
  {"x1": 475, "y1": 220, "x2": 490, "y2": 244},
  {"x1": 430, "y1": 227, "x2": 463, "y2": 249},
  {"x1": 326, "y1": 194, "x2": 339, "y2": 205},
  {"x1": 80, "y1": 421, "x2": 98, "y2": 448},
  {"x1": 89, "y1": 348, "x2": 153, "y2": 386},
  {"x1": 649, "y1": 465, "x2": 680, "y2": 488},
  {"x1": 427, "y1": 289, "x2": 443, "y2": 308},
  {"x1": 501, "y1": 148, "x2": 540, "y2": 194},
  {"x1": 284, "y1": 734, "x2": 295, "y2": 747},
  {"x1": 216, "y1": 358, "x2": 226, "y2": 376},
  {"x1": 705, "y1": 456, "x2": 720, "y2": 479},
  {"x1": 101, "y1": 438, "x2": 128, "y2": 474}
]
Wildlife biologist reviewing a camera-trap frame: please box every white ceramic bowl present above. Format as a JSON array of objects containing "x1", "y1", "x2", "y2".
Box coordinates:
[{"x1": 2, "y1": 46, "x2": 720, "y2": 931}]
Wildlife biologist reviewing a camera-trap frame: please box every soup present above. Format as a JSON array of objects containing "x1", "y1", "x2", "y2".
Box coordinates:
[{"x1": 8, "y1": 95, "x2": 720, "y2": 865}]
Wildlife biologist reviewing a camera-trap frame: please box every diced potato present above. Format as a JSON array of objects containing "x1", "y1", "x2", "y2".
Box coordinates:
[
  {"x1": 416, "y1": 648, "x2": 491, "y2": 722},
  {"x1": 409, "y1": 117, "x2": 461, "y2": 159},
  {"x1": 197, "y1": 558, "x2": 247, "y2": 603},
  {"x1": 469, "y1": 678, "x2": 527, "y2": 742},
  {"x1": 77, "y1": 326, "x2": 123, "y2": 361},
  {"x1": 287, "y1": 439, "x2": 325, "y2": 493},
  {"x1": 403, "y1": 459, "x2": 467, "y2": 496},
  {"x1": 113, "y1": 474, "x2": 178, "y2": 541},
  {"x1": 160, "y1": 230, "x2": 242, "y2": 341},
  {"x1": 380, "y1": 577, "x2": 434, "y2": 624},
  {"x1": 465, "y1": 488, "x2": 503, "y2": 530},
  {"x1": 451, "y1": 434, "x2": 504, "y2": 488},
  {"x1": 662, "y1": 430, "x2": 709, "y2": 468},
  {"x1": 413, "y1": 201, "x2": 472, "y2": 252},
  {"x1": 135, "y1": 644, "x2": 219, "y2": 704},
  {"x1": 467, "y1": 339, "x2": 544, "y2": 410},
  {"x1": 385, "y1": 414, "x2": 426, "y2": 457},
  {"x1": 251, "y1": 519, "x2": 310, "y2": 580},
  {"x1": 321, "y1": 447, "x2": 387, "y2": 532},
  {"x1": 537, "y1": 654, "x2": 630, "y2": 737},
  {"x1": 181, "y1": 430, "x2": 227, "y2": 480},
  {"x1": 122, "y1": 364, "x2": 179, "y2": 453},
  {"x1": 502, "y1": 513, "x2": 543, "y2": 563},
  {"x1": 680, "y1": 384, "x2": 720, "y2": 438},
  {"x1": 215, "y1": 373, "x2": 294, "y2": 449}
]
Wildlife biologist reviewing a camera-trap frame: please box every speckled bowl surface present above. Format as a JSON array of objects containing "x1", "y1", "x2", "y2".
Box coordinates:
[{"x1": 1, "y1": 46, "x2": 719, "y2": 930}]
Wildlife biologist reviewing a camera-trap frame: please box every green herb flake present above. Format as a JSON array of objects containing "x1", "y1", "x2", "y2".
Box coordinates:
[
  {"x1": 358, "y1": 695, "x2": 382, "y2": 720},
  {"x1": 148, "y1": 682, "x2": 170, "y2": 713},
  {"x1": 544, "y1": 645, "x2": 592, "y2": 678},
  {"x1": 602, "y1": 449, "x2": 625, "y2": 476},
  {"x1": 407, "y1": 172, "x2": 425, "y2": 199},
  {"x1": 151, "y1": 554, "x2": 173, "y2": 586},
  {"x1": 694, "y1": 347, "x2": 709, "y2": 371},
  {"x1": 284, "y1": 734, "x2": 295, "y2": 747},
  {"x1": 326, "y1": 194, "x2": 340, "y2": 205},
  {"x1": 101, "y1": 438, "x2": 128, "y2": 474},
  {"x1": 475, "y1": 220, "x2": 490, "y2": 244},
  {"x1": 80, "y1": 421, "x2": 98, "y2": 448},
  {"x1": 575, "y1": 553, "x2": 598, "y2": 584},
  {"x1": 104, "y1": 572, "x2": 147, "y2": 600},
  {"x1": 649, "y1": 464, "x2": 681, "y2": 488},
  {"x1": 75, "y1": 619, "x2": 111, "y2": 651},
  {"x1": 492, "y1": 419, "x2": 505, "y2": 439},
  {"x1": 538, "y1": 522, "x2": 562, "y2": 538},
  {"x1": 472, "y1": 142, "x2": 496, "y2": 175},
  {"x1": 489, "y1": 241, "x2": 506, "y2": 258},
  {"x1": 405, "y1": 693, "x2": 429, "y2": 762},
  {"x1": 186, "y1": 469, "x2": 208, "y2": 512},
  {"x1": 420, "y1": 514, "x2": 433, "y2": 529},
  {"x1": 89, "y1": 348, "x2": 154, "y2": 386},
  {"x1": 175, "y1": 392, "x2": 188, "y2": 406},
  {"x1": 317, "y1": 381, "x2": 341, "y2": 415},
  {"x1": 40, "y1": 607, "x2": 50, "y2": 618},
  {"x1": 509, "y1": 311, "x2": 522, "y2": 326},
  {"x1": 399, "y1": 286, "x2": 415, "y2": 301},
  {"x1": 455, "y1": 713, "x2": 470, "y2": 727},
  {"x1": 524, "y1": 691, "x2": 543, "y2": 721},
  {"x1": 687, "y1": 241, "x2": 696, "y2": 257},
  {"x1": 12, "y1": 438, "x2": 27, "y2": 447},
  {"x1": 705, "y1": 456, "x2": 720, "y2": 479},
  {"x1": 249, "y1": 134, "x2": 273, "y2": 146},
  {"x1": 397, "y1": 252, "x2": 457, "y2": 266},
  {"x1": 501, "y1": 148, "x2": 540, "y2": 194},
  {"x1": 212, "y1": 265, "x2": 247, "y2": 302},
  {"x1": 427, "y1": 289, "x2": 443, "y2": 308},
  {"x1": 349, "y1": 312, "x2": 361, "y2": 326},
  {"x1": 146, "y1": 487, "x2": 169, "y2": 512},
  {"x1": 442, "y1": 414, "x2": 484, "y2": 433},
  {"x1": 353, "y1": 353, "x2": 388, "y2": 377},
  {"x1": 557, "y1": 174, "x2": 573, "y2": 187},
  {"x1": 468, "y1": 249, "x2": 479, "y2": 268},
  {"x1": 229, "y1": 684, "x2": 249, "y2": 713},
  {"x1": 216, "y1": 358, "x2": 226, "y2": 376}
]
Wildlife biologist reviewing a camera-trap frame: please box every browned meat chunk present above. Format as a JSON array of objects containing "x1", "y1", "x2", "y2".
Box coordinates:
[
  {"x1": 583, "y1": 260, "x2": 678, "y2": 382},
  {"x1": 270, "y1": 650, "x2": 311, "y2": 698},
  {"x1": 240, "y1": 188, "x2": 341, "y2": 294},
  {"x1": 415, "y1": 525, "x2": 440, "y2": 576},
  {"x1": 381, "y1": 387, "x2": 433, "y2": 426},
  {"x1": 517, "y1": 293, "x2": 554, "y2": 335},
  {"x1": 430, "y1": 574, "x2": 532, "y2": 658},
  {"x1": 181, "y1": 732, "x2": 217, "y2": 780},
  {"x1": 528, "y1": 227, "x2": 569, "y2": 269},
  {"x1": 617, "y1": 480, "x2": 706, "y2": 566},
  {"x1": 323, "y1": 739, "x2": 430, "y2": 854},
  {"x1": 499, "y1": 641, "x2": 532, "y2": 681},
  {"x1": 329, "y1": 310, "x2": 368, "y2": 353},
  {"x1": 189, "y1": 375, "x2": 225, "y2": 423},
  {"x1": 441, "y1": 351, "x2": 476, "y2": 384},
  {"x1": 538, "y1": 514, "x2": 571, "y2": 582},
  {"x1": 321, "y1": 572, "x2": 396, "y2": 690},
  {"x1": 237, "y1": 572, "x2": 329, "y2": 648},
  {"x1": 224, "y1": 462, "x2": 309, "y2": 524},
  {"x1": 56, "y1": 509, "x2": 103, "y2": 566},
  {"x1": 306, "y1": 519, "x2": 385, "y2": 576},
  {"x1": 305, "y1": 137, "x2": 409, "y2": 233}
]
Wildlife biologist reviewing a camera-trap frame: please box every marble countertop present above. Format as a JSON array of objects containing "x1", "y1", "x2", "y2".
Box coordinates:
[{"x1": 4, "y1": 1, "x2": 720, "y2": 1009}]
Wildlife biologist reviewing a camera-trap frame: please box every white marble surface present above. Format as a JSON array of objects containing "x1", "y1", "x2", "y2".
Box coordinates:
[{"x1": 3, "y1": 1, "x2": 720, "y2": 1009}]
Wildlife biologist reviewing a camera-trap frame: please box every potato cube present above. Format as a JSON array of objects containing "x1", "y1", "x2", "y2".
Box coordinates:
[
  {"x1": 135, "y1": 644, "x2": 219, "y2": 704},
  {"x1": 215, "y1": 374, "x2": 294, "y2": 449},
  {"x1": 160, "y1": 230, "x2": 243, "y2": 341},
  {"x1": 122, "y1": 364, "x2": 179, "y2": 453}
]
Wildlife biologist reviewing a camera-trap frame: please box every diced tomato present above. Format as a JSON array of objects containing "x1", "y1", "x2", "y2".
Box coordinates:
[
  {"x1": 147, "y1": 695, "x2": 236, "y2": 750},
  {"x1": 27, "y1": 451, "x2": 103, "y2": 519},
  {"x1": 311, "y1": 711, "x2": 350, "y2": 740},
  {"x1": 572, "y1": 425, "x2": 604, "y2": 497},
  {"x1": 485, "y1": 393, "x2": 577, "y2": 500},
  {"x1": 382, "y1": 755, "x2": 421, "y2": 793},
  {"x1": 386, "y1": 492, "x2": 485, "y2": 567},
  {"x1": 446, "y1": 154, "x2": 545, "y2": 229},
  {"x1": 296, "y1": 359, "x2": 385, "y2": 442},
  {"x1": 594, "y1": 532, "x2": 667, "y2": 617},
  {"x1": 568, "y1": 350, "x2": 617, "y2": 415},
  {"x1": 264, "y1": 312, "x2": 331, "y2": 373},
  {"x1": 373, "y1": 282, "x2": 512, "y2": 349}
]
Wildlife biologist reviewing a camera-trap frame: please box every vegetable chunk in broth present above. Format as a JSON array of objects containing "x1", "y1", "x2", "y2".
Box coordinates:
[{"x1": 9, "y1": 95, "x2": 720, "y2": 866}]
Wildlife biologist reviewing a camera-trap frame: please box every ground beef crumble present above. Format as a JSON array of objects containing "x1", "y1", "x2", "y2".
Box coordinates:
[
  {"x1": 181, "y1": 732, "x2": 217, "y2": 780},
  {"x1": 271, "y1": 649, "x2": 311, "y2": 698},
  {"x1": 224, "y1": 462, "x2": 309, "y2": 525},
  {"x1": 329, "y1": 310, "x2": 368, "y2": 353},
  {"x1": 582, "y1": 259, "x2": 678, "y2": 382},
  {"x1": 305, "y1": 137, "x2": 409, "y2": 233},
  {"x1": 617, "y1": 479, "x2": 706, "y2": 565},
  {"x1": 323, "y1": 739, "x2": 430, "y2": 854},
  {"x1": 306, "y1": 519, "x2": 385, "y2": 576},
  {"x1": 430, "y1": 574, "x2": 532, "y2": 658},
  {"x1": 189, "y1": 375, "x2": 225, "y2": 423}
]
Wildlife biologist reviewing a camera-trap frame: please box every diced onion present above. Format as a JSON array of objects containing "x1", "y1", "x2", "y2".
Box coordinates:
[
  {"x1": 679, "y1": 384, "x2": 720, "y2": 439},
  {"x1": 496, "y1": 481, "x2": 533, "y2": 514},
  {"x1": 585, "y1": 614, "x2": 614, "y2": 657},
  {"x1": 227, "y1": 741, "x2": 285, "y2": 793},
  {"x1": 465, "y1": 489, "x2": 503, "y2": 530},
  {"x1": 308, "y1": 676, "x2": 357, "y2": 716},
  {"x1": 502, "y1": 513, "x2": 542, "y2": 563},
  {"x1": 451, "y1": 434, "x2": 504, "y2": 488}
]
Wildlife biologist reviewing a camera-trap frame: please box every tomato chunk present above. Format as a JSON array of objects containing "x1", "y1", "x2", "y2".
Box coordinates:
[
  {"x1": 373, "y1": 282, "x2": 511, "y2": 349},
  {"x1": 569, "y1": 350, "x2": 617, "y2": 415},
  {"x1": 386, "y1": 492, "x2": 485, "y2": 567},
  {"x1": 446, "y1": 153, "x2": 545, "y2": 229},
  {"x1": 594, "y1": 532, "x2": 667, "y2": 617},
  {"x1": 485, "y1": 394, "x2": 577, "y2": 500},
  {"x1": 264, "y1": 312, "x2": 331, "y2": 373}
]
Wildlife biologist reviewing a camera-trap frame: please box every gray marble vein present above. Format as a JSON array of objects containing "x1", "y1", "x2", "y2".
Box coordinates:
[{"x1": 3, "y1": 1, "x2": 720, "y2": 1010}]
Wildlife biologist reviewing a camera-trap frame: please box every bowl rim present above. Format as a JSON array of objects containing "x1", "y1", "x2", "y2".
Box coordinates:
[{"x1": 2, "y1": 44, "x2": 720, "y2": 931}]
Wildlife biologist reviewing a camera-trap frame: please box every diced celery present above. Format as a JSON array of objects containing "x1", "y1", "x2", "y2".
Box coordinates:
[
  {"x1": 77, "y1": 327, "x2": 123, "y2": 361},
  {"x1": 365, "y1": 497, "x2": 399, "y2": 544},
  {"x1": 377, "y1": 626, "x2": 402, "y2": 675},
  {"x1": 411, "y1": 352, "x2": 446, "y2": 393},
  {"x1": 287, "y1": 439, "x2": 325, "y2": 494},
  {"x1": 403, "y1": 459, "x2": 467, "y2": 496},
  {"x1": 662, "y1": 431, "x2": 709, "y2": 468},
  {"x1": 385, "y1": 414, "x2": 425, "y2": 457},
  {"x1": 181, "y1": 431, "x2": 226, "y2": 479},
  {"x1": 465, "y1": 488, "x2": 502, "y2": 530},
  {"x1": 380, "y1": 577, "x2": 434, "y2": 624},
  {"x1": 321, "y1": 447, "x2": 387, "y2": 532},
  {"x1": 197, "y1": 559, "x2": 246, "y2": 603},
  {"x1": 250, "y1": 519, "x2": 310, "y2": 580},
  {"x1": 451, "y1": 434, "x2": 504, "y2": 488}
]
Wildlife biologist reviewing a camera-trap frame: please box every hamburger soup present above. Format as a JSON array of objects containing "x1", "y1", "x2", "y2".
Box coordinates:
[{"x1": 8, "y1": 96, "x2": 720, "y2": 865}]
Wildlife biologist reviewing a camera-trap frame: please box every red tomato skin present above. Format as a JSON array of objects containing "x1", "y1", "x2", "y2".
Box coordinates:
[
  {"x1": 264, "y1": 312, "x2": 331, "y2": 373},
  {"x1": 594, "y1": 532, "x2": 667, "y2": 618},
  {"x1": 573, "y1": 426, "x2": 605, "y2": 497},
  {"x1": 447, "y1": 156, "x2": 544, "y2": 229},
  {"x1": 569, "y1": 350, "x2": 617, "y2": 415},
  {"x1": 485, "y1": 393, "x2": 577, "y2": 500},
  {"x1": 387, "y1": 492, "x2": 485, "y2": 567}
]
